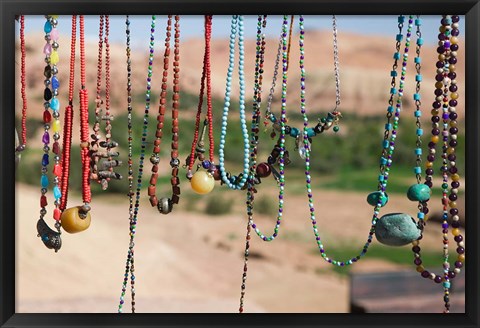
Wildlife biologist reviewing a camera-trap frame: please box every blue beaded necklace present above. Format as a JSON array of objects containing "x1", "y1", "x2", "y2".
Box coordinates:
[
  {"x1": 218, "y1": 15, "x2": 250, "y2": 190},
  {"x1": 300, "y1": 15, "x2": 413, "y2": 267}
]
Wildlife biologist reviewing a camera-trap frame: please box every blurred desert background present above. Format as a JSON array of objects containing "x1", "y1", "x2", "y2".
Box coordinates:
[{"x1": 15, "y1": 15, "x2": 465, "y2": 313}]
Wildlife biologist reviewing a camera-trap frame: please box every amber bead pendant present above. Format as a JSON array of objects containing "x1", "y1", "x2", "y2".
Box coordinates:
[{"x1": 60, "y1": 205, "x2": 91, "y2": 233}]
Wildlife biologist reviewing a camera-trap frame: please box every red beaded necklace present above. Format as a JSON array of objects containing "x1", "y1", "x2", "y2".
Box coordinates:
[
  {"x1": 58, "y1": 15, "x2": 92, "y2": 234},
  {"x1": 186, "y1": 15, "x2": 216, "y2": 195},
  {"x1": 147, "y1": 15, "x2": 182, "y2": 215}
]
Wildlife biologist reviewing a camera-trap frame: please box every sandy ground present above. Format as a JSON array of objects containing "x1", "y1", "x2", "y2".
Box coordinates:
[{"x1": 16, "y1": 182, "x2": 464, "y2": 313}]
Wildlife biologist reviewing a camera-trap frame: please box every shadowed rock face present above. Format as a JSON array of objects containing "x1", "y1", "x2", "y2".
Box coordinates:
[{"x1": 17, "y1": 29, "x2": 465, "y2": 121}]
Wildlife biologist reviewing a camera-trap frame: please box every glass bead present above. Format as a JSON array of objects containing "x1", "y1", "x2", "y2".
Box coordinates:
[
  {"x1": 51, "y1": 76, "x2": 60, "y2": 89},
  {"x1": 42, "y1": 131, "x2": 50, "y2": 144},
  {"x1": 53, "y1": 186, "x2": 61, "y2": 200},
  {"x1": 41, "y1": 174, "x2": 49, "y2": 188},
  {"x1": 44, "y1": 88, "x2": 52, "y2": 101},
  {"x1": 50, "y1": 98, "x2": 59, "y2": 111},
  {"x1": 191, "y1": 171, "x2": 215, "y2": 194},
  {"x1": 52, "y1": 119, "x2": 60, "y2": 133},
  {"x1": 50, "y1": 50, "x2": 59, "y2": 65},
  {"x1": 50, "y1": 27, "x2": 59, "y2": 40},
  {"x1": 44, "y1": 20, "x2": 52, "y2": 33},
  {"x1": 43, "y1": 42, "x2": 52, "y2": 56},
  {"x1": 42, "y1": 154, "x2": 49, "y2": 166}
]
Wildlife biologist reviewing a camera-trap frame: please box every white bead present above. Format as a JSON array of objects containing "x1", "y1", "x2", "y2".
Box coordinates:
[
  {"x1": 458, "y1": 241, "x2": 464, "y2": 247},
  {"x1": 454, "y1": 268, "x2": 460, "y2": 274},
  {"x1": 452, "y1": 215, "x2": 459, "y2": 221}
]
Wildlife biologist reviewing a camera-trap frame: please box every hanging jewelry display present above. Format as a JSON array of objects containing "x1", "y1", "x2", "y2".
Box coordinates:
[
  {"x1": 90, "y1": 15, "x2": 123, "y2": 190},
  {"x1": 409, "y1": 15, "x2": 464, "y2": 314},
  {"x1": 147, "y1": 15, "x2": 181, "y2": 214},
  {"x1": 16, "y1": 15, "x2": 27, "y2": 169},
  {"x1": 119, "y1": 15, "x2": 136, "y2": 313},
  {"x1": 36, "y1": 14, "x2": 63, "y2": 252},
  {"x1": 217, "y1": 15, "x2": 251, "y2": 190},
  {"x1": 185, "y1": 15, "x2": 217, "y2": 195},
  {"x1": 58, "y1": 15, "x2": 92, "y2": 234}
]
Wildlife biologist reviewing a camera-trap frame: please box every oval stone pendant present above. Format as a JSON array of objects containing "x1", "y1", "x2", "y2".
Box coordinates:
[
  {"x1": 375, "y1": 213, "x2": 422, "y2": 246},
  {"x1": 60, "y1": 206, "x2": 91, "y2": 233}
]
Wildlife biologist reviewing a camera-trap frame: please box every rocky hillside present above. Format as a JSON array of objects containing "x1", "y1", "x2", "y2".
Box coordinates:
[{"x1": 17, "y1": 29, "x2": 465, "y2": 120}]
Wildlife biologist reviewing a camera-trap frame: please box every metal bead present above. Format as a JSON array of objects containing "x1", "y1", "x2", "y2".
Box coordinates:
[
  {"x1": 52, "y1": 66, "x2": 58, "y2": 74},
  {"x1": 52, "y1": 111, "x2": 60, "y2": 118},
  {"x1": 41, "y1": 188, "x2": 47, "y2": 194},
  {"x1": 44, "y1": 79, "x2": 51, "y2": 86},
  {"x1": 53, "y1": 89, "x2": 59, "y2": 96},
  {"x1": 150, "y1": 154, "x2": 160, "y2": 165},
  {"x1": 52, "y1": 41, "x2": 59, "y2": 49},
  {"x1": 44, "y1": 101, "x2": 50, "y2": 108},
  {"x1": 44, "y1": 34, "x2": 51, "y2": 42},
  {"x1": 170, "y1": 158, "x2": 180, "y2": 167},
  {"x1": 157, "y1": 197, "x2": 172, "y2": 214},
  {"x1": 44, "y1": 124, "x2": 50, "y2": 130},
  {"x1": 40, "y1": 208, "x2": 47, "y2": 215},
  {"x1": 42, "y1": 145, "x2": 50, "y2": 152}
]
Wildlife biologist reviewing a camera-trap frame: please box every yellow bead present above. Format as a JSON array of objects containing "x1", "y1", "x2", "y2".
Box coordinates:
[
  {"x1": 452, "y1": 228, "x2": 460, "y2": 237},
  {"x1": 191, "y1": 170, "x2": 215, "y2": 194},
  {"x1": 52, "y1": 119, "x2": 61, "y2": 133},
  {"x1": 449, "y1": 64, "x2": 456, "y2": 72},
  {"x1": 451, "y1": 36, "x2": 458, "y2": 44},
  {"x1": 431, "y1": 135, "x2": 439, "y2": 143},
  {"x1": 451, "y1": 173, "x2": 460, "y2": 182},
  {"x1": 458, "y1": 254, "x2": 465, "y2": 262},
  {"x1": 416, "y1": 265, "x2": 425, "y2": 273},
  {"x1": 60, "y1": 206, "x2": 91, "y2": 233},
  {"x1": 50, "y1": 15, "x2": 59, "y2": 18},
  {"x1": 431, "y1": 109, "x2": 440, "y2": 116},
  {"x1": 438, "y1": 54, "x2": 446, "y2": 61},
  {"x1": 50, "y1": 50, "x2": 59, "y2": 65},
  {"x1": 449, "y1": 201, "x2": 457, "y2": 208},
  {"x1": 450, "y1": 92, "x2": 459, "y2": 100},
  {"x1": 425, "y1": 162, "x2": 433, "y2": 169}
]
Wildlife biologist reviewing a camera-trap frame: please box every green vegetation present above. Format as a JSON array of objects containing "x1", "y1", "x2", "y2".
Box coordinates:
[{"x1": 205, "y1": 194, "x2": 233, "y2": 215}]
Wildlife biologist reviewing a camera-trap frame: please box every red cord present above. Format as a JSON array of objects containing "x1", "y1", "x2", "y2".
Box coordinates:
[
  {"x1": 188, "y1": 15, "x2": 213, "y2": 170},
  {"x1": 59, "y1": 15, "x2": 77, "y2": 211},
  {"x1": 20, "y1": 15, "x2": 27, "y2": 147},
  {"x1": 79, "y1": 15, "x2": 91, "y2": 203}
]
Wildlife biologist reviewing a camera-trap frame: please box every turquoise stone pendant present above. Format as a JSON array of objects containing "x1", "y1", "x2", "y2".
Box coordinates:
[
  {"x1": 407, "y1": 183, "x2": 431, "y2": 202},
  {"x1": 375, "y1": 213, "x2": 422, "y2": 246},
  {"x1": 367, "y1": 191, "x2": 389, "y2": 207}
]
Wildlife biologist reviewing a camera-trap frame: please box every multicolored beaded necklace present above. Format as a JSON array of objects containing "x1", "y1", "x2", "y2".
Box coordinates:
[
  {"x1": 238, "y1": 15, "x2": 289, "y2": 313},
  {"x1": 36, "y1": 15, "x2": 63, "y2": 252},
  {"x1": 147, "y1": 15, "x2": 181, "y2": 215},
  {"x1": 186, "y1": 15, "x2": 217, "y2": 195},
  {"x1": 58, "y1": 15, "x2": 92, "y2": 235},
  {"x1": 410, "y1": 15, "x2": 464, "y2": 313},
  {"x1": 218, "y1": 15, "x2": 251, "y2": 190},
  {"x1": 298, "y1": 15, "x2": 414, "y2": 267},
  {"x1": 15, "y1": 15, "x2": 27, "y2": 169},
  {"x1": 90, "y1": 15, "x2": 123, "y2": 190},
  {"x1": 119, "y1": 15, "x2": 136, "y2": 313}
]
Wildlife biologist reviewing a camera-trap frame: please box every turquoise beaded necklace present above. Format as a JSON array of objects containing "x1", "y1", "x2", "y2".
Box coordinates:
[
  {"x1": 218, "y1": 15, "x2": 250, "y2": 190},
  {"x1": 299, "y1": 15, "x2": 414, "y2": 267}
]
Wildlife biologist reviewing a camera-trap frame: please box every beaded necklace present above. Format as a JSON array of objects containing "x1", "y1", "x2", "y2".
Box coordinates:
[
  {"x1": 58, "y1": 15, "x2": 92, "y2": 235},
  {"x1": 238, "y1": 15, "x2": 289, "y2": 313},
  {"x1": 15, "y1": 15, "x2": 27, "y2": 168},
  {"x1": 147, "y1": 15, "x2": 181, "y2": 215},
  {"x1": 119, "y1": 15, "x2": 136, "y2": 313},
  {"x1": 410, "y1": 15, "x2": 464, "y2": 314},
  {"x1": 296, "y1": 15, "x2": 413, "y2": 267},
  {"x1": 186, "y1": 15, "x2": 216, "y2": 195},
  {"x1": 90, "y1": 15, "x2": 122, "y2": 190},
  {"x1": 119, "y1": 15, "x2": 169, "y2": 313},
  {"x1": 218, "y1": 15, "x2": 251, "y2": 190},
  {"x1": 36, "y1": 15, "x2": 63, "y2": 252}
]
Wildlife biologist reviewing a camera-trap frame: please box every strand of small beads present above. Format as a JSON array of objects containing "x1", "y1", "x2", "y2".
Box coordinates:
[
  {"x1": 90, "y1": 15, "x2": 122, "y2": 190},
  {"x1": 238, "y1": 14, "x2": 289, "y2": 314},
  {"x1": 148, "y1": 15, "x2": 181, "y2": 215},
  {"x1": 58, "y1": 15, "x2": 93, "y2": 235},
  {"x1": 118, "y1": 15, "x2": 136, "y2": 313},
  {"x1": 16, "y1": 15, "x2": 27, "y2": 162},
  {"x1": 218, "y1": 15, "x2": 251, "y2": 190},
  {"x1": 36, "y1": 15, "x2": 63, "y2": 252},
  {"x1": 186, "y1": 15, "x2": 216, "y2": 195},
  {"x1": 301, "y1": 15, "x2": 413, "y2": 266},
  {"x1": 411, "y1": 15, "x2": 464, "y2": 314},
  {"x1": 118, "y1": 15, "x2": 156, "y2": 313}
]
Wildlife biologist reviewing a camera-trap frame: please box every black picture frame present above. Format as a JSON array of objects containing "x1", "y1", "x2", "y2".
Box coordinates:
[{"x1": 1, "y1": 1, "x2": 479, "y2": 327}]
